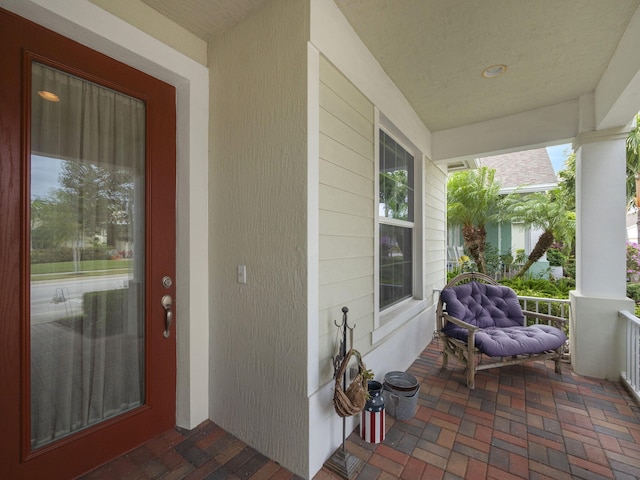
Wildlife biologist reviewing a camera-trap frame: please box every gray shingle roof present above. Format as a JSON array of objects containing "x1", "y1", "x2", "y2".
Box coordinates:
[{"x1": 479, "y1": 148, "x2": 558, "y2": 191}]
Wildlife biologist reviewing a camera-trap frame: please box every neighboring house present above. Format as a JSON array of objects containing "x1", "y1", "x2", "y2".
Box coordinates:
[
  {"x1": 1, "y1": 1, "x2": 639, "y2": 479},
  {"x1": 448, "y1": 148, "x2": 559, "y2": 276}
]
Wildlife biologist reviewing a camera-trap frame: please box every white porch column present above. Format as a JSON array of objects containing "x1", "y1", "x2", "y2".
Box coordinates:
[{"x1": 571, "y1": 128, "x2": 634, "y2": 380}]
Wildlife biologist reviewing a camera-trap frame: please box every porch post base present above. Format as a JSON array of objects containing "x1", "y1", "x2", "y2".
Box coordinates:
[{"x1": 570, "y1": 292, "x2": 633, "y2": 379}]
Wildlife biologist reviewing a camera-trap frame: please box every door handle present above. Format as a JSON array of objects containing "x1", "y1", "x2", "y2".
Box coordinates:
[{"x1": 161, "y1": 294, "x2": 172, "y2": 338}]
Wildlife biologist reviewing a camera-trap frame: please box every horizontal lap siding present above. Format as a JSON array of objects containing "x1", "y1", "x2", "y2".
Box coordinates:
[
  {"x1": 318, "y1": 56, "x2": 374, "y2": 384},
  {"x1": 424, "y1": 162, "x2": 447, "y2": 293}
]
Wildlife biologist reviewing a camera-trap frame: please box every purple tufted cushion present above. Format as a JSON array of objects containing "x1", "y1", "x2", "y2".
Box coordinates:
[
  {"x1": 441, "y1": 281, "x2": 524, "y2": 329},
  {"x1": 444, "y1": 325, "x2": 567, "y2": 357},
  {"x1": 440, "y1": 281, "x2": 567, "y2": 356}
]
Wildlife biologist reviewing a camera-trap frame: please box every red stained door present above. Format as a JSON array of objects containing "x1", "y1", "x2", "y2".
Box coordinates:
[{"x1": 0, "y1": 8, "x2": 177, "y2": 478}]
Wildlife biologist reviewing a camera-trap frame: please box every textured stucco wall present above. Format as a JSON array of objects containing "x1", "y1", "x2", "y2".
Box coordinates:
[{"x1": 208, "y1": 0, "x2": 310, "y2": 476}]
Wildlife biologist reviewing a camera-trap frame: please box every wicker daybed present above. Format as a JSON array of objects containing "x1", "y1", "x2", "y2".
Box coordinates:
[{"x1": 436, "y1": 273, "x2": 568, "y2": 389}]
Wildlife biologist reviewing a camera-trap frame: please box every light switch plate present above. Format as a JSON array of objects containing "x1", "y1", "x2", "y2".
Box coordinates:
[{"x1": 237, "y1": 265, "x2": 247, "y2": 284}]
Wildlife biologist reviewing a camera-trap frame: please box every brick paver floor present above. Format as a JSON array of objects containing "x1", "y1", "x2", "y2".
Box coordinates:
[
  {"x1": 80, "y1": 341, "x2": 640, "y2": 479},
  {"x1": 317, "y1": 341, "x2": 640, "y2": 479}
]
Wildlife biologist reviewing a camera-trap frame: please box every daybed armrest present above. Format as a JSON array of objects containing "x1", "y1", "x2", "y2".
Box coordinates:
[
  {"x1": 443, "y1": 314, "x2": 480, "y2": 333},
  {"x1": 521, "y1": 310, "x2": 567, "y2": 328}
]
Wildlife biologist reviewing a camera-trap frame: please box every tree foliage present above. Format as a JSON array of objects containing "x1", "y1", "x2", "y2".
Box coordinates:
[
  {"x1": 31, "y1": 194, "x2": 77, "y2": 249},
  {"x1": 626, "y1": 114, "x2": 640, "y2": 205},
  {"x1": 447, "y1": 167, "x2": 503, "y2": 273},
  {"x1": 556, "y1": 152, "x2": 575, "y2": 212},
  {"x1": 502, "y1": 191, "x2": 575, "y2": 278},
  {"x1": 31, "y1": 158, "x2": 135, "y2": 270},
  {"x1": 626, "y1": 114, "x2": 640, "y2": 242},
  {"x1": 447, "y1": 147, "x2": 577, "y2": 279},
  {"x1": 380, "y1": 170, "x2": 409, "y2": 219}
]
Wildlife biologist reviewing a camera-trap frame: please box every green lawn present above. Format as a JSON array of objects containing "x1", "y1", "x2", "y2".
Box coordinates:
[{"x1": 31, "y1": 259, "x2": 132, "y2": 279}]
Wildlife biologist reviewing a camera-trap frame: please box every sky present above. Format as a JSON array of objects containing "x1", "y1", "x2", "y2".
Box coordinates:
[
  {"x1": 31, "y1": 155, "x2": 63, "y2": 199},
  {"x1": 546, "y1": 144, "x2": 572, "y2": 173}
]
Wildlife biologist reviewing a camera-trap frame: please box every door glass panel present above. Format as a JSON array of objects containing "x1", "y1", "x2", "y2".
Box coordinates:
[{"x1": 30, "y1": 62, "x2": 146, "y2": 449}]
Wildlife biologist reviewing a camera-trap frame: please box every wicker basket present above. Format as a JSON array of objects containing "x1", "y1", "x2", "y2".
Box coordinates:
[{"x1": 333, "y1": 349, "x2": 367, "y2": 417}]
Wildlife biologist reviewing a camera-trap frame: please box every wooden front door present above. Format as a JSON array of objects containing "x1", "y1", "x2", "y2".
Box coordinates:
[{"x1": 0, "y1": 9, "x2": 177, "y2": 478}]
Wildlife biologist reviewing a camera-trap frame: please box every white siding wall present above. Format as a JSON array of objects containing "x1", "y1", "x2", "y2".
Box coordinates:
[
  {"x1": 309, "y1": 2, "x2": 442, "y2": 476},
  {"x1": 318, "y1": 56, "x2": 375, "y2": 383},
  {"x1": 424, "y1": 161, "x2": 448, "y2": 303},
  {"x1": 310, "y1": 52, "x2": 445, "y2": 476}
]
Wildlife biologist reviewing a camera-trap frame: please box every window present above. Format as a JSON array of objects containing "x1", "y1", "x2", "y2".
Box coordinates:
[{"x1": 379, "y1": 130, "x2": 414, "y2": 309}]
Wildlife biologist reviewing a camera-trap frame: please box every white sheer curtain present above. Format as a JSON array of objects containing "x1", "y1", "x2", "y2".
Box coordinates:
[{"x1": 30, "y1": 62, "x2": 146, "y2": 448}]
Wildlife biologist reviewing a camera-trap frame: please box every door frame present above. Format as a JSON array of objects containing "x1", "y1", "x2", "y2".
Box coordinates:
[{"x1": 2, "y1": 0, "x2": 210, "y2": 440}]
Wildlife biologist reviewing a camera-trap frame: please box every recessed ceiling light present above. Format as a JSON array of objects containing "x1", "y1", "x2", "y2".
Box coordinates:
[
  {"x1": 482, "y1": 64, "x2": 507, "y2": 78},
  {"x1": 37, "y1": 90, "x2": 60, "y2": 102}
]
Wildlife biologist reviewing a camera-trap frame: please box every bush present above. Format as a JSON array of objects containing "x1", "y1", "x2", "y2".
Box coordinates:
[
  {"x1": 627, "y1": 282, "x2": 640, "y2": 303},
  {"x1": 500, "y1": 277, "x2": 573, "y2": 328},
  {"x1": 627, "y1": 242, "x2": 640, "y2": 278},
  {"x1": 81, "y1": 244, "x2": 113, "y2": 261},
  {"x1": 31, "y1": 247, "x2": 74, "y2": 264},
  {"x1": 500, "y1": 277, "x2": 573, "y2": 299},
  {"x1": 563, "y1": 258, "x2": 576, "y2": 279},
  {"x1": 445, "y1": 273, "x2": 574, "y2": 299},
  {"x1": 31, "y1": 245, "x2": 114, "y2": 264},
  {"x1": 514, "y1": 249, "x2": 527, "y2": 265},
  {"x1": 546, "y1": 247, "x2": 566, "y2": 267},
  {"x1": 483, "y1": 243, "x2": 501, "y2": 277}
]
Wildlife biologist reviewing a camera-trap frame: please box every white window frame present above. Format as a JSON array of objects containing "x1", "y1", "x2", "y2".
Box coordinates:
[{"x1": 373, "y1": 111, "x2": 425, "y2": 343}]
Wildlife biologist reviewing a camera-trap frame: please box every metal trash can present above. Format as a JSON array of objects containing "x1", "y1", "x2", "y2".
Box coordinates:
[{"x1": 382, "y1": 371, "x2": 419, "y2": 420}]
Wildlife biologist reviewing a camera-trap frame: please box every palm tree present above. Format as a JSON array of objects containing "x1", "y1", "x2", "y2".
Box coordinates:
[
  {"x1": 626, "y1": 114, "x2": 640, "y2": 238},
  {"x1": 503, "y1": 191, "x2": 575, "y2": 278},
  {"x1": 557, "y1": 152, "x2": 575, "y2": 212},
  {"x1": 447, "y1": 167, "x2": 502, "y2": 274}
]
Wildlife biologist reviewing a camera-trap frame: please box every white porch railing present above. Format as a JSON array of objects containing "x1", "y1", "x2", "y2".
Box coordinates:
[
  {"x1": 518, "y1": 295, "x2": 571, "y2": 323},
  {"x1": 619, "y1": 310, "x2": 640, "y2": 404},
  {"x1": 518, "y1": 295, "x2": 571, "y2": 360}
]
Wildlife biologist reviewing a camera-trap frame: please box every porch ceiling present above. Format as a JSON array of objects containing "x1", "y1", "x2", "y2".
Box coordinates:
[{"x1": 139, "y1": 0, "x2": 640, "y2": 134}]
